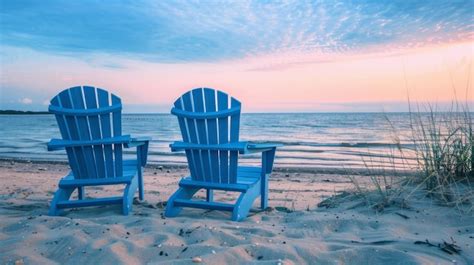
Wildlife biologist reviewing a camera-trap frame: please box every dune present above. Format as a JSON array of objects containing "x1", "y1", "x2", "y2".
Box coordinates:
[{"x1": 0, "y1": 160, "x2": 472, "y2": 264}]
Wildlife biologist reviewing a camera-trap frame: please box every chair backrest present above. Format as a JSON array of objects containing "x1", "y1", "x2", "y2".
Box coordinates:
[
  {"x1": 172, "y1": 88, "x2": 241, "y2": 184},
  {"x1": 49, "y1": 86, "x2": 123, "y2": 179}
]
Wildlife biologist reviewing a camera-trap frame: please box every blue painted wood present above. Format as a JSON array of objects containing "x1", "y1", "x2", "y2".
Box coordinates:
[
  {"x1": 50, "y1": 96, "x2": 81, "y2": 180},
  {"x1": 174, "y1": 199, "x2": 234, "y2": 211},
  {"x1": 165, "y1": 187, "x2": 200, "y2": 217},
  {"x1": 49, "y1": 187, "x2": 75, "y2": 216},
  {"x1": 174, "y1": 97, "x2": 197, "y2": 180},
  {"x1": 261, "y1": 148, "x2": 276, "y2": 209},
  {"x1": 204, "y1": 88, "x2": 217, "y2": 202},
  {"x1": 167, "y1": 88, "x2": 279, "y2": 221},
  {"x1": 126, "y1": 137, "x2": 152, "y2": 147},
  {"x1": 70, "y1": 87, "x2": 97, "y2": 178},
  {"x1": 59, "y1": 175, "x2": 133, "y2": 188},
  {"x1": 232, "y1": 179, "x2": 261, "y2": 221},
  {"x1": 192, "y1": 89, "x2": 211, "y2": 182},
  {"x1": 97, "y1": 88, "x2": 115, "y2": 178},
  {"x1": 84, "y1": 86, "x2": 106, "y2": 179},
  {"x1": 182, "y1": 91, "x2": 204, "y2": 181},
  {"x1": 137, "y1": 146, "x2": 144, "y2": 200},
  {"x1": 263, "y1": 147, "x2": 277, "y2": 174},
  {"x1": 179, "y1": 176, "x2": 257, "y2": 192},
  {"x1": 57, "y1": 197, "x2": 123, "y2": 208},
  {"x1": 229, "y1": 98, "x2": 240, "y2": 184},
  {"x1": 49, "y1": 104, "x2": 121, "y2": 116},
  {"x1": 126, "y1": 139, "x2": 150, "y2": 167},
  {"x1": 170, "y1": 106, "x2": 240, "y2": 119},
  {"x1": 169, "y1": 141, "x2": 281, "y2": 154},
  {"x1": 247, "y1": 143, "x2": 282, "y2": 151},
  {"x1": 112, "y1": 94, "x2": 123, "y2": 177},
  {"x1": 217, "y1": 91, "x2": 229, "y2": 183},
  {"x1": 122, "y1": 173, "x2": 138, "y2": 215},
  {"x1": 204, "y1": 88, "x2": 220, "y2": 184},
  {"x1": 206, "y1": 189, "x2": 213, "y2": 202},
  {"x1": 48, "y1": 86, "x2": 150, "y2": 216},
  {"x1": 58, "y1": 87, "x2": 88, "y2": 179},
  {"x1": 48, "y1": 135, "x2": 131, "y2": 150},
  {"x1": 78, "y1": 187, "x2": 84, "y2": 200},
  {"x1": 170, "y1": 142, "x2": 248, "y2": 152}
]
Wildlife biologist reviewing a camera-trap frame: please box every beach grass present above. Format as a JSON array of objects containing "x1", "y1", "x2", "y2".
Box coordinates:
[
  {"x1": 347, "y1": 102, "x2": 473, "y2": 213},
  {"x1": 407, "y1": 103, "x2": 473, "y2": 209}
]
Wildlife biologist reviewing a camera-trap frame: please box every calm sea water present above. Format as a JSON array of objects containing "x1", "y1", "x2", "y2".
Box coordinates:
[{"x1": 0, "y1": 113, "x2": 418, "y2": 170}]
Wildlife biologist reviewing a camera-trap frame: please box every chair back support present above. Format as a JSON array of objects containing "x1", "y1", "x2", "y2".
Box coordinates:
[
  {"x1": 172, "y1": 88, "x2": 241, "y2": 184},
  {"x1": 49, "y1": 86, "x2": 123, "y2": 179}
]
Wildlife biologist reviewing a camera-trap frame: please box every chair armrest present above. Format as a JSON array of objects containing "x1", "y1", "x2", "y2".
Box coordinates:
[
  {"x1": 124, "y1": 136, "x2": 152, "y2": 148},
  {"x1": 245, "y1": 143, "x2": 283, "y2": 154},
  {"x1": 244, "y1": 143, "x2": 281, "y2": 175},
  {"x1": 125, "y1": 136, "x2": 151, "y2": 167},
  {"x1": 170, "y1": 141, "x2": 249, "y2": 153},
  {"x1": 170, "y1": 141, "x2": 280, "y2": 174},
  {"x1": 47, "y1": 135, "x2": 132, "y2": 151}
]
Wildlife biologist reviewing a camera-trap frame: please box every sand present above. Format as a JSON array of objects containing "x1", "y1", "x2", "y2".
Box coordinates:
[{"x1": 0, "y1": 160, "x2": 473, "y2": 264}]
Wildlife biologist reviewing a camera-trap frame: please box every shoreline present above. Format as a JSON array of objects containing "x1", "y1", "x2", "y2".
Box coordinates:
[{"x1": 0, "y1": 157, "x2": 418, "y2": 176}]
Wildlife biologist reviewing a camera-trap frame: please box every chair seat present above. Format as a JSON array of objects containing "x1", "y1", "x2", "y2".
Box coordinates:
[
  {"x1": 59, "y1": 160, "x2": 138, "y2": 188},
  {"x1": 179, "y1": 166, "x2": 262, "y2": 192}
]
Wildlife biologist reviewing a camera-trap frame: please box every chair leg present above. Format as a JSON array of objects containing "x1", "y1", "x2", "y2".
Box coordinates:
[
  {"x1": 260, "y1": 174, "x2": 268, "y2": 209},
  {"x1": 78, "y1": 186, "x2": 84, "y2": 200},
  {"x1": 137, "y1": 166, "x2": 144, "y2": 201},
  {"x1": 165, "y1": 187, "x2": 200, "y2": 217},
  {"x1": 122, "y1": 175, "x2": 139, "y2": 215},
  {"x1": 206, "y1": 189, "x2": 213, "y2": 202},
  {"x1": 49, "y1": 187, "x2": 75, "y2": 216},
  {"x1": 232, "y1": 182, "x2": 261, "y2": 221}
]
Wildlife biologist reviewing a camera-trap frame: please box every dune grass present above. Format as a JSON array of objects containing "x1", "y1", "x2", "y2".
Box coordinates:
[
  {"x1": 407, "y1": 104, "x2": 473, "y2": 208},
  {"x1": 347, "y1": 103, "x2": 473, "y2": 213}
]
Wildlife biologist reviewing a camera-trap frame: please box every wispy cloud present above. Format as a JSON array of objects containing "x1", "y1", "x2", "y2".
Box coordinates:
[
  {"x1": 18, "y1": 97, "x2": 32, "y2": 104},
  {"x1": 1, "y1": 0, "x2": 472, "y2": 63}
]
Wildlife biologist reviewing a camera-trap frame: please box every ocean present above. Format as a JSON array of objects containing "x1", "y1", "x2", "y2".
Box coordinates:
[{"x1": 0, "y1": 113, "x2": 419, "y2": 170}]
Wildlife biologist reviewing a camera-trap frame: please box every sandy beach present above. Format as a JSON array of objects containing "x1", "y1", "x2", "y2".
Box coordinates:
[{"x1": 0, "y1": 159, "x2": 472, "y2": 264}]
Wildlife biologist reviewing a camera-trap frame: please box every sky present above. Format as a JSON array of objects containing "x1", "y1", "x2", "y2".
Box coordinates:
[{"x1": 0, "y1": 0, "x2": 473, "y2": 112}]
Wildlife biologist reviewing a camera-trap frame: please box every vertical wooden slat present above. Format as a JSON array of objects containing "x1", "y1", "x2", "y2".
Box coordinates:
[
  {"x1": 58, "y1": 88, "x2": 88, "y2": 179},
  {"x1": 204, "y1": 88, "x2": 220, "y2": 183},
  {"x1": 83, "y1": 86, "x2": 106, "y2": 179},
  {"x1": 192, "y1": 88, "x2": 211, "y2": 182},
  {"x1": 51, "y1": 96, "x2": 81, "y2": 179},
  {"x1": 217, "y1": 91, "x2": 229, "y2": 184},
  {"x1": 111, "y1": 94, "x2": 123, "y2": 177},
  {"x1": 182, "y1": 91, "x2": 204, "y2": 181},
  {"x1": 174, "y1": 98, "x2": 197, "y2": 179},
  {"x1": 70, "y1": 86, "x2": 98, "y2": 179},
  {"x1": 229, "y1": 98, "x2": 241, "y2": 184},
  {"x1": 97, "y1": 88, "x2": 114, "y2": 178}
]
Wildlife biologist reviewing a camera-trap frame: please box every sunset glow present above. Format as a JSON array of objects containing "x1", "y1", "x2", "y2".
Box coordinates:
[{"x1": 1, "y1": 1, "x2": 472, "y2": 112}]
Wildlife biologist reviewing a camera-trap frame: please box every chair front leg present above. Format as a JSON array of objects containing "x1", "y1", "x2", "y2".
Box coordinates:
[
  {"x1": 260, "y1": 147, "x2": 276, "y2": 209},
  {"x1": 135, "y1": 142, "x2": 149, "y2": 201},
  {"x1": 206, "y1": 189, "x2": 213, "y2": 202},
  {"x1": 260, "y1": 174, "x2": 268, "y2": 209},
  {"x1": 78, "y1": 186, "x2": 84, "y2": 200},
  {"x1": 136, "y1": 147, "x2": 145, "y2": 200}
]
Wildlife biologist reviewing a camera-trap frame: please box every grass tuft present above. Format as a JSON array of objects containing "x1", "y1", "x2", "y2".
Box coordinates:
[{"x1": 347, "y1": 102, "x2": 473, "y2": 213}]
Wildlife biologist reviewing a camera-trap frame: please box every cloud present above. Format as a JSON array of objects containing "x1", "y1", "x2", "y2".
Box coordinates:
[
  {"x1": 18, "y1": 98, "x2": 33, "y2": 104},
  {"x1": 0, "y1": 0, "x2": 472, "y2": 63}
]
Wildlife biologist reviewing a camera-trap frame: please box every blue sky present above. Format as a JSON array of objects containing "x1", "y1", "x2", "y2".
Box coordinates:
[{"x1": 0, "y1": 0, "x2": 473, "y2": 112}]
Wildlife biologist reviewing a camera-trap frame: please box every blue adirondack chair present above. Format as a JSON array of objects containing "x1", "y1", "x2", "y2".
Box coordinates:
[
  {"x1": 47, "y1": 86, "x2": 150, "y2": 216},
  {"x1": 165, "y1": 88, "x2": 280, "y2": 221}
]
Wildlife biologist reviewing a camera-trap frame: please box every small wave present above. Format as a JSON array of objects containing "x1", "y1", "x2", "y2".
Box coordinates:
[{"x1": 252, "y1": 140, "x2": 415, "y2": 149}]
